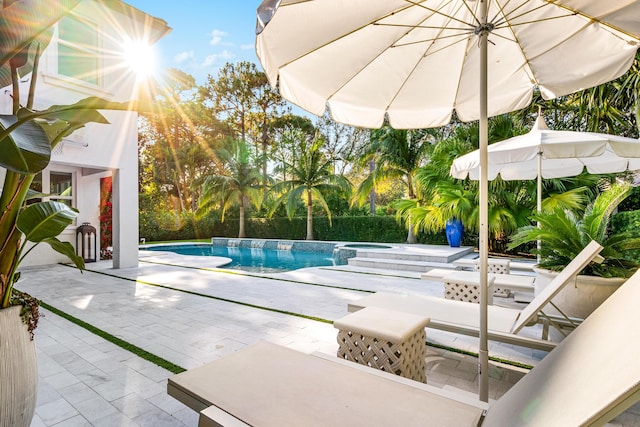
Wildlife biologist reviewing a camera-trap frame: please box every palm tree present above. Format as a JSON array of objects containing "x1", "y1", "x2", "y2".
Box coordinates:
[
  {"x1": 269, "y1": 135, "x2": 352, "y2": 240},
  {"x1": 613, "y1": 51, "x2": 640, "y2": 136},
  {"x1": 407, "y1": 116, "x2": 534, "y2": 251},
  {"x1": 198, "y1": 140, "x2": 262, "y2": 238},
  {"x1": 512, "y1": 52, "x2": 639, "y2": 138},
  {"x1": 509, "y1": 183, "x2": 640, "y2": 278},
  {"x1": 353, "y1": 126, "x2": 434, "y2": 243}
]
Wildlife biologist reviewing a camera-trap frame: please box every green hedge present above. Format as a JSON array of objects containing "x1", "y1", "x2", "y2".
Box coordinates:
[
  {"x1": 612, "y1": 210, "x2": 640, "y2": 262},
  {"x1": 139, "y1": 211, "x2": 474, "y2": 245},
  {"x1": 140, "y1": 209, "x2": 639, "y2": 257}
]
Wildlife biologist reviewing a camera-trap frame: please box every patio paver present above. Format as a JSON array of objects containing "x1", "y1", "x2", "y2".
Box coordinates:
[{"x1": 17, "y1": 256, "x2": 640, "y2": 426}]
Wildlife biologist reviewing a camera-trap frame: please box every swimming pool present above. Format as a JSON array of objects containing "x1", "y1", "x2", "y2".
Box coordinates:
[{"x1": 144, "y1": 244, "x2": 342, "y2": 273}]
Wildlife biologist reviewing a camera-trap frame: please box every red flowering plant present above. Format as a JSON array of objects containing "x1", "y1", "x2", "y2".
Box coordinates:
[{"x1": 99, "y1": 178, "x2": 113, "y2": 259}]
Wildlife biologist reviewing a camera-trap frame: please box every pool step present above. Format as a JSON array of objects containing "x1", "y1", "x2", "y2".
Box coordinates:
[
  {"x1": 347, "y1": 257, "x2": 458, "y2": 273},
  {"x1": 344, "y1": 245, "x2": 473, "y2": 273},
  {"x1": 351, "y1": 245, "x2": 473, "y2": 264}
]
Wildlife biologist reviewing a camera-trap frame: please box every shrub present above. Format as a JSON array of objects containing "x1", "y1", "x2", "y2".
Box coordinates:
[
  {"x1": 139, "y1": 208, "x2": 488, "y2": 246},
  {"x1": 612, "y1": 210, "x2": 640, "y2": 263}
]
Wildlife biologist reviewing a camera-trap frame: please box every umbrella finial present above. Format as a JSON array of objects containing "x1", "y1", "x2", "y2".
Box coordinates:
[{"x1": 533, "y1": 108, "x2": 549, "y2": 131}]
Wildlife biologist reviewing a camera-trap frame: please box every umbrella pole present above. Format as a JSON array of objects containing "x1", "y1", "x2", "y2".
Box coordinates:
[
  {"x1": 537, "y1": 153, "x2": 542, "y2": 263},
  {"x1": 478, "y1": 0, "x2": 490, "y2": 403}
]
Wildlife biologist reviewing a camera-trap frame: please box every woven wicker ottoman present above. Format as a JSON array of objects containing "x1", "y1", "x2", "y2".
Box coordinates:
[
  {"x1": 334, "y1": 307, "x2": 430, "y2": 383},
  {"x1": 443, "y1": 272, "x2": 496, "y2": 305}
]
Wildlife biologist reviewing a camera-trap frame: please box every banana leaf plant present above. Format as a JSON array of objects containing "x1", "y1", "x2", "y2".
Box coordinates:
[{"x1": 0, "y1": 0, "x2": 145, "y2": 312}]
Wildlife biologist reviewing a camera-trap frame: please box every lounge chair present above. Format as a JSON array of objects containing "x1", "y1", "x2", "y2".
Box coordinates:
[
  {"x1": 168, "y1": 264, "x2": 640, "y2": 426},
  {"x1": 348, "y1": 240, "x2": 604, "y2": 351}
]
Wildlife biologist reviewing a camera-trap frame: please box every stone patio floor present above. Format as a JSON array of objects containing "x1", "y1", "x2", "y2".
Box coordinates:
[{"x1": 17, "y1": 251, "x2": 640, "y2": 426}]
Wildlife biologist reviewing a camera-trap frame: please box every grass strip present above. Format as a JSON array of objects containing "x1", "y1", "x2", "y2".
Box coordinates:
[
  {"x1": 138, "y1": 259, "x2": 374, "y2": 294},
  {"x1": 60, "y1": 264, "x2": 334, "y2": 325},
  {"x1": 426, "y1": 340, "x2": 534, "y2": 370},
  {"x1": 38, "y1": 300, "x2": 187, "y2": 374}
]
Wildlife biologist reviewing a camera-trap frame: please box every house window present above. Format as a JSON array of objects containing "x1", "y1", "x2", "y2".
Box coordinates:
[
  {"x1": 57, "y1": 15, "x2": 99, "y2": 86},
  {"x1": 50, "y1": 172, "x2": 73, "y2": 207},
  {"x1": 29, "y1": 170, "x2": 75, "y2": 208}
]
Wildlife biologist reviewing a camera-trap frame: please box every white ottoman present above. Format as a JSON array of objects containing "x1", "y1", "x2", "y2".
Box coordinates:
[{"x1": 334, "y1": 307, "x2": 430, "y2": 383}]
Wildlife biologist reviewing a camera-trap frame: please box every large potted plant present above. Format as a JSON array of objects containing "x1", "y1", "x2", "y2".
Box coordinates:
[
  {"x1": 0, "y1": 2, "x2": 142, "y2": 425},
  {"x1": 508, "y1": 182, "x2": 640, "y2": 319}
]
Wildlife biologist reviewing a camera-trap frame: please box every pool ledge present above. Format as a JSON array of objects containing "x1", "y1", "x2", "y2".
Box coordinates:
[{"x1": 138, "y1": 249, "x2": 232, "y2": 269}]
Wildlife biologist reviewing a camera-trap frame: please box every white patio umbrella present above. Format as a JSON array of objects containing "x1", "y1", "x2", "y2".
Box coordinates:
[
  {"x1": 451, "y1": 113, "x2": 640, "y2": 213},
  {"x1": 255, "y1": 0, "x2": 640, "y2": 401}
]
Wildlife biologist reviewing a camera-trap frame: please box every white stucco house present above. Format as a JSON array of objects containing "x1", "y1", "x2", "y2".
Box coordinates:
[{"x1": 0, "y1": 1, "x2": 170, "y2": 268}]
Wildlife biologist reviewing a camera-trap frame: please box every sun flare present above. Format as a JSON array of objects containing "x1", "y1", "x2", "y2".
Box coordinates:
[{"x1": 122, "y1": 39, "x2": 156, "y2": 79}]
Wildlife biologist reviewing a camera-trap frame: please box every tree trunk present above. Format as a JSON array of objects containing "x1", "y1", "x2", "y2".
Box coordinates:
[
  {"x1": 262, "y1": 122, "x2": 269, "y2": 188},
  {"x1": 174, "y1": 181, "x2": 185, "y2": 213},
  {"x1": 635, "y1": 99, "x2": 640, "y2": 136},
  {"x1": 406, "y1": 222, "x2": 416, "y2": 244},
  {"x1": 238, "y1": 198, "x2": 246, "y2": 238},
  {"x1": 306, "y1": 190, "x2": 313, "y2": 240},
  {"x1": 406, "y1": 160, "x2": 417, "y2": 243},
  {"x1": 369, "y1": 160, "x2": 376, "y2": 215},
  {"x1": 262, "y1": 142, "x2": 268, "y2": 188}
]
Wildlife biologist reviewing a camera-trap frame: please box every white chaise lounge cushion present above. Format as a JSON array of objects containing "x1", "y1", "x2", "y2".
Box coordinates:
[
  {"x1": 483, "y1": 264, "x2": 640, "y2": 426},
  {"x1": 168, "y1": 266, "x2": 640, "y2": 427}
]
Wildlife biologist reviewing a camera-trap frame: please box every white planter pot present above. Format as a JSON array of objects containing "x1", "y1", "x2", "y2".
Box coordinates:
[
  {"x1": 534, "y1": 267, "x2": 626, "y2": 319},
  {"x1": 0, "y1": 306, "x2": 38, "y2": 427}
]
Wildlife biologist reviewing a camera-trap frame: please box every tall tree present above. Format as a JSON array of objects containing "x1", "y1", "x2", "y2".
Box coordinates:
[
  {"x1": 140, "y1": 69, "x2": 225, "y2": 212},
  {"x1": 198, "y1": 140, "x2": 262, "y2": 238},
  {"x1": 353, "y1": 126, "x2": 434, "y2": 243},
  {"x1": 315, "y1": 111, "x2": 369, "y2": 175},
  {"x1": 270, "y1": 114, "x2": 315, "y2": 181},
  {"x1": 200, "y1": 61, "x2": 288, "y2": 187},
  {"x1": 251, "y1": 79, "x2": 290, "y2": 187},
  {"x1": 269, "y1": 135, "x2": 352, "y2": 240}
]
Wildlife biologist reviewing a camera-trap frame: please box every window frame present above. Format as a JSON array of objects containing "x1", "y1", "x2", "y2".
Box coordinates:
[
  {"x1": 29, "y1": 169, "x2": 77, "y2": 215},
  {"x1": 48, "y1": 170, "x2": 75, "y2": 208},
  {"x1": 55, "y1": 13, "x2": 101, "y2": 87}
]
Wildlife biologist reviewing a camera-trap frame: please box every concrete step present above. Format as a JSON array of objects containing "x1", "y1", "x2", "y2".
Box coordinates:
[
  {"x1": 347, "y1": 257, "x2": 458, "y2": 273},
  {"x1": 352, "y1": 246, "x2": 474, "y2": 264}
]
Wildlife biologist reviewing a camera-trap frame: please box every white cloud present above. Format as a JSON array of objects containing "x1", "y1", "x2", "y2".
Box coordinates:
[
  {"x1": 209, "y1": 29, "x2": 229, "y2": 46},
  {"x1": 202, "y1": 54, "x2": 217, "y2": 67},
  {"x1": 202, "y1": 50, "x2": 235, "y2": 67},
  {"x1": 219, "y1": 50, "x2": 234, "y2": 60},
  {"x1": 174, "y1": 51, "x2": 195, "y2": 64},
  {"x1": 240, "y1": 43, "x2": 254, "y2": 51}
]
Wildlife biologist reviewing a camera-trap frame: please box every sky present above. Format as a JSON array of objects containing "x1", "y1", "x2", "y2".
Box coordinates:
[{"x1": 124, "y1": 1, "x2": 263, "y2": 85}]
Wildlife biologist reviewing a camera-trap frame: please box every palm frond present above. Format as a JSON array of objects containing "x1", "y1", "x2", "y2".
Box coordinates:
[
  {"x1": 310, "y1": 187, "x2": 332, "y2": 223},
  {"x1": 583, "y1": 183, "x2": 630, "y2": 241}
]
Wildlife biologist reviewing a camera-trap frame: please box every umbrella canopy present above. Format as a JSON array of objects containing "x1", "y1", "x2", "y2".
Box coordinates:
[
  {"x1": 450, "y1": 113, "x2": 640, "y2": 262},
  {"x1": 255, "y1": 0, "x2": 640, "y2": 402},
  {"x1": 256, "y1": 0, "x2": 639, "y2": 130},
  {"x1": 451, "y1": 114, "x2": 640, "y2": 182}
]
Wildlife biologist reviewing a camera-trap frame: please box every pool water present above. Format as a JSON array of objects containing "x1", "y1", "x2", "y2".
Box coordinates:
[{"x1": 145, "y1": 244, "x2": 341, "y2": 273}]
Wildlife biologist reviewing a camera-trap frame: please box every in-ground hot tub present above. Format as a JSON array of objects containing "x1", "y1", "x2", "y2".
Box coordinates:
[
  {"x1": 333, "y1": 242, "x2": 396, "y2": 264},
  {"x1": 341, "y1": 243, "x2": 393, "y2": 249}
]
